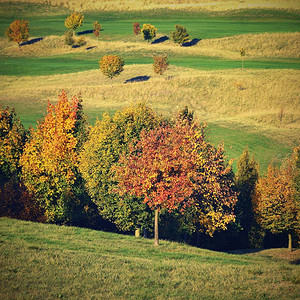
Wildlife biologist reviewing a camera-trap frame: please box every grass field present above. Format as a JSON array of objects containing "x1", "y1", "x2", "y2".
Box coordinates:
[
  {"x1": 0, "y1": 2, "x2": 299, "y2": 174},
  {"x1": 0, "y1": 217, "x2": 299, "y2": 299}
]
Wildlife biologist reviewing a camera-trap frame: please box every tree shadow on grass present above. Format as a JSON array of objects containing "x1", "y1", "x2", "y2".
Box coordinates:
[
  {"x1": 151, "y1": 36, "x2": 169, "y2": 44},
  {"x1": 20, "y1": 37, "x2": 44, "y2": 46},
  {"x1": 124, "y1": 76, "x2": 150, "y2": 84},
  {"x1": 77, "y1": 29, "x2": 94, "y2": 35},
  {"x1": 86, "y1": 46, "x2": 97, "y2": 50},
  {"x1": 181, "y1": 38, "x2": 201, "y2": 47}
]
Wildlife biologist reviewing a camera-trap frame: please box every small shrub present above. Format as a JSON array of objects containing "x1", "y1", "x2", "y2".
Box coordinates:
[
  {"x1": 93, "y1": 21, "x2": 102, "y2": 38},
  {"x1": 65, "y1": 12, "x2": 84, "y2": 34},
  {"x1": 76, "y1": 37, "x2": 86, "y2": 46},
  {"x1": 153, "y1": 55, "x2": 169, "y2": 75},
  {"x1": 171, "y1": 24, "x2": 189, "y2": 45},
  {"x1": 141, "y1": 23, "x2": 157, "y2": 43},
  {"x1": 99, "y1": 55, "x2": 124, "y2": 79},
  {"x1": 5, "y1": 19, "x2": 30, "y2": 46},
  {"x1": 64, "y1": 30, "x2": 75, "y2": 45},
  {"x1": 133, "y1": 22, "x2": 141, "y2": 36}
]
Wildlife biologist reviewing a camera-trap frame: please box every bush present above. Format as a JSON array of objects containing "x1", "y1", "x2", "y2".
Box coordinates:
[
  {"x1": 65, "y1": 12, "x2": 84, "y2": 34},
  {"x1": 99, "y1": 55, "x2": 124, "y2": 79},
  {"x1": 5, "y1": 19, "x2": 30, "y2": 46},
  {"x1": 171, "y1": 24, "x2": 189, "y2": 45},
  {"x1": 133, "y1": 22, "x2": 141, "y2": 36},
  {"x1": 141, "y1": 23, "x2": 157, "y2": 42},
  {"x1": 76, "y1": 37, "x2": 86, "y2": 47},
  {"x1": 64, "y1": 30, "x2": 75, "y2": 45},
  {"x1": 93, "y1": 21, "x2": 102, "y2": 38},
  {"x1": 153, "y1": 55, "x2": 169, "y2": 75}
]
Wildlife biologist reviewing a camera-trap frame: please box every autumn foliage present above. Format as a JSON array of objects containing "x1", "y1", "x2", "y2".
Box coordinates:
[
  {"x1": 171, "y1": 24, "x2": 189, "y2": 45},
  {"x1": 20, "y1": 90, "x2": 84, "y2": 224},
  {"x1": 253, "y1": 157, "x2": 300, "y2": 250},
  {"x1": 93, "y1": 21, "x2": 102, "y2": 38},
  {"x1": 132, "y1": 22, "x2": 141, "y2": 35},
  {"x1": 65, "y1": 12, "x2": 84, "y2": 34},
  {"x1": 99, "y1": 55, "x2": 124, "y2": 79},
  {"x1": 114, "y1": 118, "x2": 237, "y2": 245},
  {"x1": 5, "y1": 19, "x2": 29, "y2": 46},
  {"x1": 153, "y1": 55, "x2": 169, "y2": 75},
  {"x1": 141, "y1": 23, "x2": 157, "y2": 42}
]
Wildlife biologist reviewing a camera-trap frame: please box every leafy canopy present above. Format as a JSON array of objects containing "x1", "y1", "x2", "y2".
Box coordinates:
[
  {"x1": 171, "y1": 24, "x2": 189, "y2": 45},
  {"x1": 65, "y1": 12, "x2": 84, "y2": 32},
  {"x1": 99, "y1": 55, "x2": 124, "y2": 79},
  {"x1": 141, "y1": 23, "x2": 157, "y2": 42},
  {"x1": 5, "y1": 19, "x2": 29, "y2": 45}
]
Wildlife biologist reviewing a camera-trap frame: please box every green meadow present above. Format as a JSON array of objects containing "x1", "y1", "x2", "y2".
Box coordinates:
[{"x1": 0, "y1": 218, "x2": 299, "y2": 299}]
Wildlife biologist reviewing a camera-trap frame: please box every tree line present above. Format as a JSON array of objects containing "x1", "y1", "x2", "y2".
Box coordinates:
[{"x1": 0, "y1": 91, "x2": 299, "y2": 249}]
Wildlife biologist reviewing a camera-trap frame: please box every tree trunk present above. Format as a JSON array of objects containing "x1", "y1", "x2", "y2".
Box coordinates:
[
  {"x1": 135, "y1": 228, "x2": 141, "y2": 238},
  {"x1": 154, "y1": 209, "x2": 159, "y2": 246},
  {"x1": 288, "y1": 233, "x2": 292, "y2": 251}
]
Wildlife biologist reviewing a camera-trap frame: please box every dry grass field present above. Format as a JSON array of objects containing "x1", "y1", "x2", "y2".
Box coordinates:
[{"x1": 0, "y1": 0, "x2": 299, "y2": 11}]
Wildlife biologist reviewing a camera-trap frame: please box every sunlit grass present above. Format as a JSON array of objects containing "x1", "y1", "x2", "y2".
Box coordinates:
[{"x1": 0, "y1": 218, "x2": 299, "y2": 299}]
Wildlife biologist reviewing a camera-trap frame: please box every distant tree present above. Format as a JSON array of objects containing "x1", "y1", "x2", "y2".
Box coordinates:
[
  {"x1": 20, "y1": 90, "x2": 89, "y2": 224},
  {"x1": 114, "y1": 119, "x2": 237, "y2": 246},
  {"x1": 133, "y1": 22, "x2": 141, "y2": 36},
  {"x1": 171, "y1": 24, "x2": 189, "y2": 45},
  {"x1": 5, "y1": 19, "x2": 29, "y2": 47},
  {"x1": 235, "y1": 147, "x2": 259, "y2": 247},
  {"x1": 153, "y1": 55, "x2": 169, "y2": 75},
  {"x1": 253, "y1": 158, "x2": 299, "y2": 251},
  {"x1": 64, "y1": 30, "x2": 75, "y2": 46},
  {"x1": 99, "y1": 55, "x2": 124, "y2": 79},
  {"x1": 0, "y1": 106, "x2": 25, "y2": 184},
  {"x1": 65, "y1": 12, "x2": 84, "y2": 36},
  {"x1": 80, "y1": 104, "x2": 161, "y2": 235},
  {"x1": 93, "y1": 21, "x2": 102, "y2": 38},
  {"x1": 240, "y1": 48, "x2": 246, "y2": 69},
  {"x1": 141, "y1": 23, "x2": 157, "y2": 43}
]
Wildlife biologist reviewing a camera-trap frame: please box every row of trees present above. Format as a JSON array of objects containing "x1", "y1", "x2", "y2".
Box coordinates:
[{"x1": 1, "y1": 92, "x2": 299, "y2": 248}]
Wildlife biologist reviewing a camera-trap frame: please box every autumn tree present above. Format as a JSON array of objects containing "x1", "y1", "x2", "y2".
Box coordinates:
[
  {"x1": 65, "y1": 12, "x2": 84, "y2": 36},
  {"x1": 171, "y1": 24, "x2": 189, "y2": 45},
  {"x1": 5, "y1": 19, "x2": 29, "y2": 47},
  {"x1": 153, "y1": 55, "x2": 169, "y2": 75},
  {"x1": 80, "y1": 104, "x2": 161, "y2": 235},
  {"x1": 141, "y1": 23, "x2": 157, "y2": 43},
  {"x1": 99, "y1": 55, "x2": 124, "y2": 79},
  {"x1": 0, "y1": 106, "x2": 25, "y2": 184},
  {"x1": 235, "y1": 148, "x2": 259, "y2": 247},
  {"x1": 20, "y1": 90, "x2": 89, "y2": 225},
  {"x1": 93, "y1": 21, "x2": 102, "y2": 38},
  {"x1": 114, "y1": 119, "x2": 237, "y2": 246},
  {"x1": 240, "y1": 48, "x2": 246, "y2": 69},
  {"x1": 133, "y1": 22, "x2": 141, "y2": 36},
  {"x1": 253, "y1": 159, "x2": 299, "y2": 251}
]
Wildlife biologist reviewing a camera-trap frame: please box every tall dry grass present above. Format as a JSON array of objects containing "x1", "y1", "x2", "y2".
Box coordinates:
[
  {"x1": 1, "y1": 66, "x2": 299, "y2": 145},
  {"x1": 1, "y1": 32, "x2": 299, "y2": 59},
  {"x1": 0, "y1": 0, "x2": 299, "y2": 11}
]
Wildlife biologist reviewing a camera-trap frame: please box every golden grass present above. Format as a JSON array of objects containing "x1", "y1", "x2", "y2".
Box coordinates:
[
  {"x1": 1, "y1": 66, "x2": 299, "y2": 145},
  {"x1": 1, "y1": 32, "x2": 299, "y2": 60},
  {"x1": 0, "y1": 0, "x2": 299, "y2": 11}
]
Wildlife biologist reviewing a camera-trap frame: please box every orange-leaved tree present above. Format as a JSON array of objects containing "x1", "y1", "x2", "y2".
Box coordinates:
[
  {"x1": 153, "y1": 55, "x2": 169, "y2": 75},
  {"x1": 253, "y1": 156, "x2": 300, "y2": 251},
  {"x1": 114, "y1": 118, "x2": 237, "y2": 245},
  {"x1": 20, "y1": 90, "x2": 88, "y2": 224},
  {"x1": 5, "y1": 19, "x2": 29, "y2": 46}
]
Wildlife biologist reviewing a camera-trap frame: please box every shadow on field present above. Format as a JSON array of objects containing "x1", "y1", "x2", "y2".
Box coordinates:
[
  {"x1": 20, "y1": 37, "x2": 44, "y2": 46},
  {"x1": 77, "y1": 29, "x2": 94, "y2": 35},
  {"x1": 86, "y1": 46, "x2": 97, "y2": 50},
  {"x1": 124, "y1": 76, "x2": 150, "y2": 84},
  {"x1": 226, "y1": 249, "x2": 262, "y2": 255},
  {"x1": 290, "y1": 259, "x2": 300, "y2": 265},
  {"x1": 151, "y1": 36, "x2": 169, "y2": 44},
  {"x1": 182, "y1": 38, "x2": 201, "y2": 47}
]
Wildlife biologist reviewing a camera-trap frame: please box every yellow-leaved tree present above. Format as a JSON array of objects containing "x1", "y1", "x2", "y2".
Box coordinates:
[{"x1": 20, "y1": 90, "x2": 90, "y2": 224}]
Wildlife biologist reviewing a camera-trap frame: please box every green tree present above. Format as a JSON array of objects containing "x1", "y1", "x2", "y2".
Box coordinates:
[
  {"x1": 171, "y1": 24, "x2": 189, "y2": 45},
  {"x1": 99, "y1": 55, "x2": 124, "y2": 79},
  {"x1": 65, "y1": 12, "x2": 84, "y2": 36},
  {"x1": 235, "y1": 148, "x2": 259, "y2": 248},
  {"x1": 5, "y1": 19, "x2": 29, "y2": 47},
  {"x1": 141, "y1": 23, "x2": 157, "y2": 43},
  {"x1": 80, "y1": 104, "x2": 161, "y2": 234}
]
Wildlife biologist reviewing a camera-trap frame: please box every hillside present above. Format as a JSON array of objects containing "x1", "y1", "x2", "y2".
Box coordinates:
[{"x1": 0, "y1": 218, "x2": 299, "y2": 299}]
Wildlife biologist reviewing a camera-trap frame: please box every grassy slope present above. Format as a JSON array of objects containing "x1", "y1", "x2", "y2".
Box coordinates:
[
  {"x1": 0, "y1": 218, "x2": 299, "y2": 299},
  {"x1": 0, "y1": 3, "x2": 299, "y2": 173}
]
